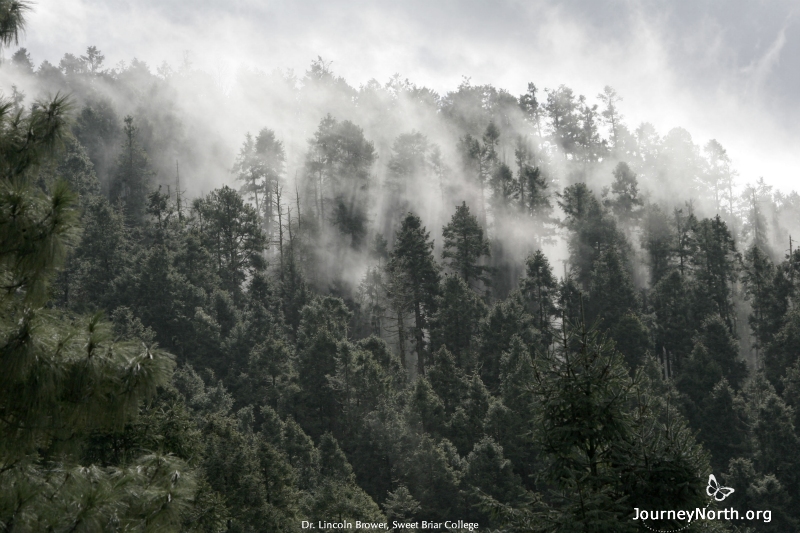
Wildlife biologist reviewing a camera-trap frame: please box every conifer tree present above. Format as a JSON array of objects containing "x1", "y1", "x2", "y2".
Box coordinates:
[
  {"x1": 389, "y1": 213, "x2": 440, "y2": 375},
  {"x1": 233, "y1": 128, "x2": 285, "y2": 236},
  {"x1": 697, "y1": 379, "x2": 750, "y2": 472},
  {"x1": 110, "y1": 115, "x2": 153, "y2": 224},
  {"x1": 558, "y1": 182, "x2": 628, "y2": 289},
  {"x1": 523, "y1": 319, "x2": 708, "y2": 532},
  {"x1": 765, "y1": 308, "x2": 800, "y2": 392},
  {"x1": 605, "y1": 162, "x2": 642, "y2": 224},
  {"x1": 519, "y1": 250, "x2": 558, "y2": 345},
  {"x1": 1, "y1": 90, "x2": 194, "y2": 531},
  {"x1": 441, "y1": 202, "x2": 491, "y2": 288},
  {"x1": 641, "y1": 204, "x2": 674, "y2": 285},
  {"x1": 743, "y1": 244, "x2": 789, "y2": 364},
  {"x1": 430, "y1": 275, "x2": 487, "y2": 366},
  {"x1": 478, "y1": 293, "x2": 537, "y2": 391},
  {"x1": 192, "y1": 185, "x2": 266, "y2": 303},
  {"x1": 691, "y1": 215, "x2": 738, "y2": 328}
]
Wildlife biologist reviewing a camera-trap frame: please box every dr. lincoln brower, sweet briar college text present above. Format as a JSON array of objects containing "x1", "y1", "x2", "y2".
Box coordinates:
[{"x1": 301, "y1": 521, "x2": 480, "y2": 530}]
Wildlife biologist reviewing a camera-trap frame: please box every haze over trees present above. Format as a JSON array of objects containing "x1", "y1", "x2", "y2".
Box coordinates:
[{"x1": 3, "y1": 5, "x2": 800, "y2": 531}]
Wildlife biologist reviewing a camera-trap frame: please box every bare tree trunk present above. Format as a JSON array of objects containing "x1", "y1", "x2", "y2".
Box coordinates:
[
  {"x1": 397, "y1": 308, "x2": 407, "y2": 370},
  {"x1": 414, "y1": 302, "x2": 426, "y2": 376},
  {"x1": 276, "y1": 186, "x2": 284, "y2": 283}
]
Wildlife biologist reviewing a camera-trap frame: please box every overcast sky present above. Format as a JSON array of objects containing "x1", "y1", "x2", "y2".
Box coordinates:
[{"x1": 19, "y1": 0, "x2": 800, "y2": 192}]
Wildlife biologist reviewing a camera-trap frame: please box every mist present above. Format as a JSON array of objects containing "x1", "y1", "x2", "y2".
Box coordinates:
[
  {"x1": 4, "y1": 2, "x2": 800, "y2": 295},
  {"x1": 6, "y1": 2, "x2": 800, "y2": 530}
]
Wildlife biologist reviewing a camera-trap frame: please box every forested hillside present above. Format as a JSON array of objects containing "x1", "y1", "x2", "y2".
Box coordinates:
[{"x1": 3, "y1": 10, "x2": 800, "y2": 532}]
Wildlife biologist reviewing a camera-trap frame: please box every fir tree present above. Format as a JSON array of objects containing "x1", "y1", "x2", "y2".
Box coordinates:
[
  {"x1": 441, "y1": 202, "x2": 491, "y2": 288},
  {"x1": 110, "y1": 115, "x2": 153, "y2": 224},
  {"x1": 388, "y1": 213, "x2": 440, "y2": 375},
  {"x1": 519, "y1": 250, "x2": 558, "y2": 345},
  {"x1": 430, "y1": 274, "x2": 487, "y2": 367}
]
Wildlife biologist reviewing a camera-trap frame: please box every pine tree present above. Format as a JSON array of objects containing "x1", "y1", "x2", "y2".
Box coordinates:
[
  {"x1": 558, "y1": 182, "x2": 628, "y2": 289},
  {"x1": 192, "y1": 185, "x2": 266, "y2": 304},
  {"x1": 478, "y1": 293, "x2": 537, "y2": 392},
  {"x1": 1, "y1": 91, "x2": 194, "y2": 531},
  {"x1": 385, "y1": 131, "x2": 430, "y2": 228},
  {"x1": 461, "y1": 437, "x2": 525, "y2": 526},
  {"x1": 765, "y1": 308, "x2": 800, "y2": 393},
  {"x1": 652, "y1": 270, "x2": 694, "y2": 370},
  {"x1": 304, "y1": 115, "x2": 376, "y2": 247},
  {"x1": 110, "y1": 115, "x2": 153, "y2": 224},
  {"x1": 544, "y1": 85, "x2": 581, "y2": 158},
  {"x1": 519, "y1": 250, "x2": 558, "y2": 345},
  {"x1": 743, "y1": 244, "x2": 777, "y2": 363},
  {"x1": 598, "y1": 86, "x2": 622, "y2": 151},
  {"x1": 605, "y1": 162, "x2": 642, "y2": 224},
  {"x1": 691, "y1": 215, "x2": 738, "y2": 328},
  {"x1": 697, "y1": 379, "x2": 750, "y2": 472},
  {"x1": 441, "y1": 202, "x2": 491, "y2": 288},
  {"x1": 233, "y1": 128, "x2": 286, "y2": 236},
  {"x1": 430, "y1": 275, "x2": 487, "y2": 366},
  {"x1": 525, "y1": 318, "x2": 708, "y2": 532},
  {"x1": 0, "y1": 1, "x2": 31, "y2": 49},
  {"x1": 388, "y1": 213, "x2": 440, "y2": 375},
  {"x1": 641, "y1": 204, "x2": 675, "y2": 285}
]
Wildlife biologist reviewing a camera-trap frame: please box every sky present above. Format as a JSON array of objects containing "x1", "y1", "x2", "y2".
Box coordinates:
[{"x1": 19, "y1": 0, "x2": 800, "y2": 193}]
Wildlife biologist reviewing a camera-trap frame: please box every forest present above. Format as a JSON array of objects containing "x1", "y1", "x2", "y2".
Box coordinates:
[{"x1": 2, "y1": 3, "x2": 800, "y2": 532}]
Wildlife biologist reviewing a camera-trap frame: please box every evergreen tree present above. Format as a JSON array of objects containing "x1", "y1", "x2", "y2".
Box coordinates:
[
  {"x1": 110, "y1": 115, "x2": 153, "y2": 224},
  {"x1": 697, "y1": 379, "x2": 750, "y2": 472},
  {"x1": 558, "y1": 182, "x2": 627, "y2": 289},
  {"x1": 519, "y1": 250, "x2": 558, "y2": 345},
  {"x1": 604, "y1": 162, "x2": 642, "y2": 224},
  {"x1": 430, "y1": 275, "x2": 487, "y2": 367},
  {"x1": 441, "y1": 202, "x2": 491, "y2": 288},
  {"x1": 233, "y1": 128, "x2": 286, "y2": 236},
  {"x1": 0, "y1": 0, "x2": 30, "y2": 49},
  {"x1": 388, "y1": 213, "x2": 440, "y2": 375},
  {"x1": 765, "y1": 308, "x2": 800, "y2": 393},
  {"x1": 518, "y1": 164, "x2": 551, "y2": 220},
  {"x1": 514, "y1": 318, "x2": 710, "y2": 533},
  {"x1": 478, "y1": 293, "x2": 537, "y2": 392},
  {"x1": 304, "y1": 115, "x2": 376, "y2": 246},
  {"x1": 641, "y1": 204, "x2": 675, "y2": 285},
  {"x1": 691, "y1": 215, "x2": 738, "y2": 328},
  {"x1": 544, "y1": 85, "x2": 581, "y2": 158},
  {"x1": 489, "y1": 162, "x2": 516, "y2": 213},
  {"x1": 652, "y1": 270, "x2": 694, "y2": 369},
  {"x1": 742, "y1": 245, "x2": 777, "y2": 364},
  {"x1": 1, "y1": 91, "x2": 195, "y2": 531},
  {"x1": 461, "y1": 437, "x2": 525, "y2": 526},
  {"x1": 385, "y1": 131, "x2": 430, "y2": 228},
  {"x1": 598, "y1": 86, "x2": 622, "y2": 151},
  {"x1": 192, "y1": 185, "x2": 266, "y2": 304}
]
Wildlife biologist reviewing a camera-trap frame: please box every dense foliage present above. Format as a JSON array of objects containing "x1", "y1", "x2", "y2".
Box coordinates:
[{"x1": 3, "y1": 11, "x2": 800, "y2": 532}]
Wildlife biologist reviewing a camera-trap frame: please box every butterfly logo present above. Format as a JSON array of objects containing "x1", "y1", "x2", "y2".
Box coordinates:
[{"x1": 707, "y1": 474, "x2": 734, "y2": 501}]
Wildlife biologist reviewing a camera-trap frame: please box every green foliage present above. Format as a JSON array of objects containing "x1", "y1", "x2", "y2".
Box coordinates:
[
  {"x1": 691, "y1": 215, "x2": 738, "y2": 327},
  {"x1": 441, "y1": 201, "x2": 491, "y2": 287},
  {"x1": 526, "y1": 320, "x2": 709, "y2": 532},
  {"x1": 192, "y1": 185, "x2": 266, "y2": 302},
  {"x1": 0, "y1": 94, "x2": 195, "y2": 532},
  {"x1": 388, "y1": 212, "x2": 440, "y2": 375},
  {"x1": 430, "y1": 275, "x2": 486, "y2": 366},
  {"x1": 519, "y1": 250, "x2": 558, "y2": 345},
  {"x1": 765, "y1": 307, "x2": 800, "y2": 393},
  {"x1": 110, "y1": 116, "x2": 154, "y2": 224},
  {"x1": 558, "y1": 182, "x2": 628, "y2": 289},
  {"x1": 478, "y1": 292, "x2": 537, "y2": 391},
  {"x1": 10, "y1": 25, "x2": 800, "y2": 528}
]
